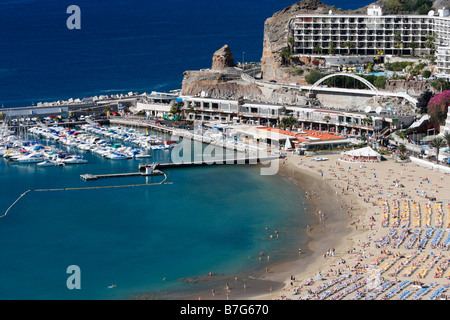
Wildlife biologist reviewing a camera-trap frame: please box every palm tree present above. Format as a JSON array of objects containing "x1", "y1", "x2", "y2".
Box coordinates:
[
  {"x1": 408, "y1": 41, "x2": 418, "y2": 56},
  {"x1": 362, "y1": 115, "x2": 373, "y2": 127},
  {"x1": 343, "y1": 41, "x2": 355, "y2": 55},
  {"x1": 398, "y1": 143, "x2": 407, "y2": 159},
  {"x1": 425, "y1": 34, "x2": 436, "y2": 55},
  {"x1": 287, "y1": 37, "x2": 294, "y2": 52},
  {"x1": 280, "y1": 116, "x2": 298, "y2": 130},
  {"x1": 430, "y1": 136, "x2": 446, "y2": 163},
  {"x1": 396, "y1": 130, "x2": 408, "y2": 142},
  {"x1": 313, "y1": 45, "x2": 322, "y2": 55},
  {"x1": 328, "y1": 41, "x2": 336, "y2": 55},
  {"x1": 323, "y1": 115, "x2": 331, "y2": 132},
  {"x1": 394, "y1": 33, "x2": 402, "y2": 55},
  {"x1": 280, "y1": 47, "x2": 292, "y2": 66}
]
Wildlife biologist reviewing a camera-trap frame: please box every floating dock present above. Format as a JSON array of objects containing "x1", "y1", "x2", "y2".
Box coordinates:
[{"x1": 81, "y1": 169, "x2": 164, "y2": 181}]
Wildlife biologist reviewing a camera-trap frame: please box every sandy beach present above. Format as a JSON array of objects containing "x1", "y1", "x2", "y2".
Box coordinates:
[{"x1": 249, "y1": 152, "x2": 450, "y2": 300}]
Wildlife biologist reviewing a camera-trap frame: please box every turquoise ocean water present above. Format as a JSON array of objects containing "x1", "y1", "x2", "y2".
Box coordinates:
[{"x1": 0, "y1": 128, "x2": 314, "y2": 299}]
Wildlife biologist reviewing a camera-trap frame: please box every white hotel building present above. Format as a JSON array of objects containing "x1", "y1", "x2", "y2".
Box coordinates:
[{"x1": 292, "y1": 5, "x2": 450, "y2": 76}]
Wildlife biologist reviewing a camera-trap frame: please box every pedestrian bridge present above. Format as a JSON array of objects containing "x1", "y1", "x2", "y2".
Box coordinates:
[
  {"x1": 242, "y1": 72, "x2": 418, "y2": 106},
  {"x1": 309, "y1": 73, "x2": 380, "y2": 95}
]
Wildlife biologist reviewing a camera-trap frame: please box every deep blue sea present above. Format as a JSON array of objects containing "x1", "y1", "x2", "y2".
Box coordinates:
[
  {"x1": 0, "y1": 0, "x2": 373, "y2": 299},
  {"x1": 0, "y1": 0, "x2": 373, "y2": 108}
]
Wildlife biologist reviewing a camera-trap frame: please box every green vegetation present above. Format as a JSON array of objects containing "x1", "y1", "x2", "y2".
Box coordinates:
[
  {"x1": 373, "y1": 76, "x2": 387, "y2": 89},
  {"x1": 430, "y1": 136, "x2": 446, "y2": 163},
  {"x1": 279, "y1": 47, "x2": 292, "y2": 66},
  {"x1": 384, "y1": 61, "x2": 414, "y2": 71},
  {"x1": 280, "y1": 116, "x2": 298, "y2": 130},
  {"x1": 398, "y1": 143, "x2": 408, "y2": 160},
  {"x1": 417, "y1": 89, "x2": 433, "y2": 114},
  {"x1": 343, "y1": 41, "x2": 356, "y2": 55},
  {"x1": 328, "y1": 41, "x2": 336, "y2": 55},
  {"x1": 431, "y1": 78, "x2": 450, "y2": 92},
  {"x1": 313, "y1": 45, "x2": 322, "y2": 55},
  {"x1": 291, "y1": 67, "x2": 304, "y2": 76},
  {"x1": 170, "y1": 102, "x2": 182, "y2": 115},
  {"x1": 381, "y1": 0, "x2": 433, "y2": 14},
  {"x1": 425, "y1": 34, "x2": 436, "y2": 55},
  {"x1": 422, "y1": 70, "x2": 431, "y2": 78},
  {"x1": 305, "y1": 70, "x2": 326, "y2": 84}
]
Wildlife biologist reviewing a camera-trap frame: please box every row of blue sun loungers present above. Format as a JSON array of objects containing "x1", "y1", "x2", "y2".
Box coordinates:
[
  {"x1": 404, "y1": 229, "x2": 421, "y2": 249},
  {"x1": 383, "y1": 280, "x2": 411, "y2": 299},
  {"x1": 411, "y1": 287, "x2": 431, "y2": 300},
  {"x1": 315, "y1": 275, "x2": 363, "y2": 300},
  {"x1": 417, "y1": 228, "x2": 434, "y2": 250},
  {"x1": 429, "y1": 284, "x2": 449, "y2": 300},
  {"x1": 392, "y1": 228, "x2": 410, "y2": 249},
  {"x1": 363, "y1": 280, "x2": 397, "y2": 300},
  {"x1": 444, "y1": 233, "x2": 450, "y2": 250},
  {"x1": 309, "y1": 274, "x2": 350, "y2": 296},
  {"x1": 376, "y1": 225, "x2": 450, "y2": 251},
  {"x1": 430, "y1": 229, "x2": 444, "y2": 249}
]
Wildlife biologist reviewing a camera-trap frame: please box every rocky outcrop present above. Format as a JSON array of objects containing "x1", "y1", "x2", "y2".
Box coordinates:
[
  {"x1": 297, "y1": 56, "x2": 326, "y2": 66},
  {"x1": 268, "y1": 87, "x2": 308, "y2": 105},
  {"x1": 261, "y1": 0, "x2": 344, "y2": 80},
  {"x1": 385, "y1": 79, "x2": 432, "y2": 96},
  {"x1": 365, "y1": 95, "x2": 416, "y2": 115},
  {"x1": 211, "y1": 45, "x2": 235, "y2": 70}
]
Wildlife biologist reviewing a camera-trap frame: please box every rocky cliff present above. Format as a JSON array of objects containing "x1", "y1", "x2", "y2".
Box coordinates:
[{"x1": 385, "y1": 79, "x2": 432, "y2": 95}]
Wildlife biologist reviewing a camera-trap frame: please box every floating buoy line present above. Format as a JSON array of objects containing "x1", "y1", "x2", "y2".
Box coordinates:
[{"x1": 1, "y1": 173, "x2": 169, "y2": 219}]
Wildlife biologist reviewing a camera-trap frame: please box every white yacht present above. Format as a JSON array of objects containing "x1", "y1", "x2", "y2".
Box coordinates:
[
  {"x1": 63, "y1": 155, "x2": 88, "y2": 164},
  {"x1": 15, "y1": 153, "x2": 45, "y2": 163}
]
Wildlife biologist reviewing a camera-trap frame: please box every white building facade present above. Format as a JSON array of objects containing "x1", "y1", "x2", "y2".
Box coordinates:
[{"x1": 292, "y1": 5, "x2": 450, "y2": 77}]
